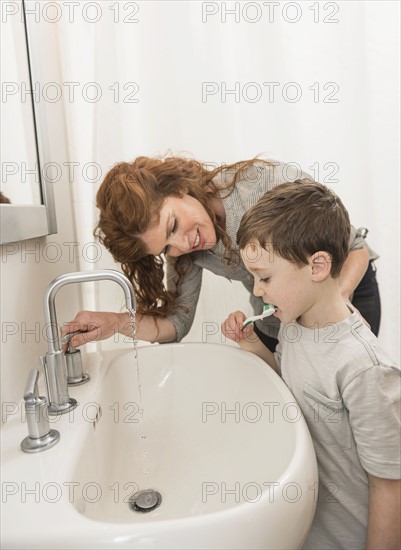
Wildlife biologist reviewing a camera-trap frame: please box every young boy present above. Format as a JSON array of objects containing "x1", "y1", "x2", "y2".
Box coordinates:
[{"x1": 222, "y1": 180, "x2": 400, "y2": 549}]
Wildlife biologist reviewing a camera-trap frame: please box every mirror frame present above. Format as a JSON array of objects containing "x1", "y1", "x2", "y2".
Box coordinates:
[{"x1": 0, "y1": 0, "x2": 57, "y2": 245}]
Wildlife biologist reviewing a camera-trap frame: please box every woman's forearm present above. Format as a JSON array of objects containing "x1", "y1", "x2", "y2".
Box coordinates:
[
  {"x1": 339, "y1": 247, "x2": 369, "y2": 300},
  {"x1": 118, "y1": 312, "x2": 177, "y2": 343}
]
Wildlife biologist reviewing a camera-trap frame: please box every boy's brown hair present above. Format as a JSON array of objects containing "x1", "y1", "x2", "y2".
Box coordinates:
[{"x1": 237, "y1": 180, "x2": 351, "y2": 277}]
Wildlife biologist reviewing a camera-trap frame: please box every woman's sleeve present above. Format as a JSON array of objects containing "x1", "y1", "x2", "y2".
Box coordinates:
[
  {"x1": 165, "y1": 258, "x2": 203, "y2": 342},
  {"x1": 349, "y1": 226, "x2": 369, "y2": 251}
]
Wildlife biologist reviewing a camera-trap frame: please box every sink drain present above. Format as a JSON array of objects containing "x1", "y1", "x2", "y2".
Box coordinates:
[{"x1": 128, "y1": 490, "x2": 162, "y2": 513}]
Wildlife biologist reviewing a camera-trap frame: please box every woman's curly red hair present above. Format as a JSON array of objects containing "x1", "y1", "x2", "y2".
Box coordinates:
[{"x1": 95, "y1": 155, "x2": 270, "y2": 316}]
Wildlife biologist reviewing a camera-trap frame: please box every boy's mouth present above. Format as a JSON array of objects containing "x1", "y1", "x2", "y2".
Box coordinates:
[{"x1": 269, "y1": 305, "x2": 279, "y2": 316}]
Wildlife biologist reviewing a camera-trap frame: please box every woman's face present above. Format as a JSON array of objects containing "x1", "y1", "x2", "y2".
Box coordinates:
[{"x1": 140, "y1": 194, "x2": 217, "y2": 257}]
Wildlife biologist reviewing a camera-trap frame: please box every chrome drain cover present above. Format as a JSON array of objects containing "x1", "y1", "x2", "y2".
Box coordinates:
[{"x1": 128, "y1": 490, "x2": 162, "y2": 513}]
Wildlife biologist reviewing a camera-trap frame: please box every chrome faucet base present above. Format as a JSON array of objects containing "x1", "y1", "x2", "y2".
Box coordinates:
[
  {"x1": 21, "y1": 370, "x2": 62, "y2": 452},
  {"x1": 21, "y1": 429, "x2": 60, "y2": 453},
  {"x1": 47, "y1": 397, "x2": 78, "y2": 416},
  {"x1": 67, "y1": 373, "x2": 90, "y2": 386},
  {"x1": 65, "y1": 347, "x2": 90, "y2": 386}
]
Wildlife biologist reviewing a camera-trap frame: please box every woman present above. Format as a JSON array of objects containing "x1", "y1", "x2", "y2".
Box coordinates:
[{"x1": 62, "y1": 155, "x2": 380, "y2": 350}]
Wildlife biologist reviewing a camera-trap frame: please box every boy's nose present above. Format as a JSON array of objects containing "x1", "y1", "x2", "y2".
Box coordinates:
[{"x1": 253, "y1": 281, "x2": 265, "y2": 298}]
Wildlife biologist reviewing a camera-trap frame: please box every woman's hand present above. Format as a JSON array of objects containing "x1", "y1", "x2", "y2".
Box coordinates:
[
  {"x1": 221, "y1": 310, "x2": 253, "y2": 343},
  {"x1": 60, "y1": 310, "x2": 129, "y2": 349},
  {"x1": 61, "y1": 311, "x2": 177, "y2": 348}
]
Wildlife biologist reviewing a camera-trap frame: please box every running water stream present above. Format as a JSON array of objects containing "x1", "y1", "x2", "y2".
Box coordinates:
[
  {"x1": 128, "y1": 308, "x2": 142, "y2": 403},
  {"x1": 127, "y1": 308, "x2": 148, "y2": 477}
]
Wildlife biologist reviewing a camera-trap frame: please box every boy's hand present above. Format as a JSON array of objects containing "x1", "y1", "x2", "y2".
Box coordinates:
[
  {"x1": 221, "y1": 310, "x2": 253, "y2": 343},
  {"x1": 222, "y1": 310, "x2": 277, "y2": 369}
]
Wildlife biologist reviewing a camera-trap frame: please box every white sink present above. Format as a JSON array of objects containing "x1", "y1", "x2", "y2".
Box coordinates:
[{"x1": 1, "y1": 343, "x2": 317, "y2": 549}]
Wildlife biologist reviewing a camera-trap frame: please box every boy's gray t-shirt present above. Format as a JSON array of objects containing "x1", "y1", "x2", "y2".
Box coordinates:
[
  {"x1": 166, "y1": 161, "x2": 377, "y2": 342},
  {"x1": 274, "y1": 312, "x2": 401, "y2": 549}
]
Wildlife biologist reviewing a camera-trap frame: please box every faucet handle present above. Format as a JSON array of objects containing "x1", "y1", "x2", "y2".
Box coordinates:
[
  {"x1": 21, "y1": 369, "x2": 60, "y2": 453},
  {"x1": 66, "y1": 347, "x2": 90, "y2": 386},
  {"x1": 24, "y1": 369, "x2": 40, "y2": 404},
  {"x1": 59, "y1": 329, "x2": 83, "y2": 347},
  {"x1": 59, "y1": 330, "x2": 90, "y2": 386}
]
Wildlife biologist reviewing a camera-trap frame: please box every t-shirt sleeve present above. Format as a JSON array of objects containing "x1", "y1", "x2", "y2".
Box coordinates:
[
  {"x1": 342, "y1": 363, "x2": 401, "y2": 479},
  {"x1": 165, "y1": 257, "x2": 203, "y2": 342}
]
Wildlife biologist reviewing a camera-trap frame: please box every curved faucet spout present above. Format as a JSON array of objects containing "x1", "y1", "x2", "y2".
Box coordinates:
[{"x1": 44, "y1": 269, "x2": 136, "y2": 354}]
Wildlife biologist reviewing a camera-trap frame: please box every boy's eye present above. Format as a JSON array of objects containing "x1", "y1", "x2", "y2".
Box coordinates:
[{"x1": 259, "y1": 277, "x2": 270, "y2": 283}]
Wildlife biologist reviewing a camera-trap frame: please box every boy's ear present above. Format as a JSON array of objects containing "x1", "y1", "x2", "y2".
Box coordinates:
[{"x1": 310, "y1": 251, "x2": 332, "y2": 281}]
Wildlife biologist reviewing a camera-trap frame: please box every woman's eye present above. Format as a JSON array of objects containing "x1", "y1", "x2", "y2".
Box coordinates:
[
  {"x1": 163, "y1": 219, "x2": 177, "y2": 255},
  {"x1": 260, "y1": 277, "x2": 270, "y2": 283}
]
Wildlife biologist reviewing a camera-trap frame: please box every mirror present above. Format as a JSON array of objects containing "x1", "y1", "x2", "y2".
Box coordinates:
[{"x1": 0, "y1": 0, "x2": 57, "y2": 244}]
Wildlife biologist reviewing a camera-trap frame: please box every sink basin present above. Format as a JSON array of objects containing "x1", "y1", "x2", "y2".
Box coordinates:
[{"x1": 1, "y1": 343, "x2": 317, "y2": 549}]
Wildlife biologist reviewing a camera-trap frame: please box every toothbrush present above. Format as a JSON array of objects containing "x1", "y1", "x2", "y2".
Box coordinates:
[{"x1": 242, "y1": 304, "x2": 277, "y2": 329}]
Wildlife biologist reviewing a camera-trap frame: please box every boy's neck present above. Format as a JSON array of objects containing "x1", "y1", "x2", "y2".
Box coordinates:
[{"x1": 297, "y1": 280, "x2": 352, "y2": 329}]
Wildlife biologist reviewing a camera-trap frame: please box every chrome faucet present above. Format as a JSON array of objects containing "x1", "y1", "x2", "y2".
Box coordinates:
[{"x1": 41, "y1": 269, "x2": 136, "y2": 415}]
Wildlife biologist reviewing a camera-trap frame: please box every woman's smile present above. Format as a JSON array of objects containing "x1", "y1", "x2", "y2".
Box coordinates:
[{"x1": 193, "y1": 229, "x2": 200, "y2": 248}]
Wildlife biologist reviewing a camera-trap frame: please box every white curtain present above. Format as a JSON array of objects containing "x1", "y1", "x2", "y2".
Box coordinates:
[{"x1": 53, "y1": 0, "x2": 399, "y2": 359}]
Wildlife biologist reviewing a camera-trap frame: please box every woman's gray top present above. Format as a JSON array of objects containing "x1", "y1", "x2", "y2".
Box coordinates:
[{"x1": 166, "y1": 160, "x2": 378, "y2": 342}]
